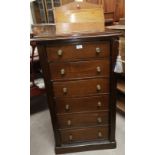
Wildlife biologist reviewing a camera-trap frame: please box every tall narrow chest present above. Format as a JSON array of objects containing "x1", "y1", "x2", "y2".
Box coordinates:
[{"x1": 32, "y1": 30, "x2": 120, "y2": 154}]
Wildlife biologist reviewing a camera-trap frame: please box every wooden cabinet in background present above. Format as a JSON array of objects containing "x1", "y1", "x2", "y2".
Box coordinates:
[
  {"x1": 114, "y1": 0, "x2": 125, "y2": 21},
  {"x1": 31, "y1": 1, "x2": 42, "y2": 23},
  {"x1": 31, "y1": 0, "x2": 125, "y2": 24},
  {"x1": 101, "y1": 0, "x2": 125, "y2": 22},
  {"x1": 34, "y1": 0, "x2": 61, "y2": 23},
  {"x1": 86, "y1": 0, "x2": 125, "y2": 22}
]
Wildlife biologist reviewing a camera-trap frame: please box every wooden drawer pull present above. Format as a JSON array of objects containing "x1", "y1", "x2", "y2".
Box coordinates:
[
  {"x1": 96, "y1": 66, "x2": 101, "y2": 73},
  {"x1": 98, "y1": 131, "x2": 102, "y2": 137},
  {"x1": 96, "y1": 47, "x2": 101, "y2": 54},
  {"x1": 69, "y1": 135, "x2": 73, "y2": 141},
  {"x1": 97, "y1": 101, "x2": 102, "y2": 107},
  {"x1": 96, "y1": 84, "x2": 101, "y2": 91},
  {"x1": 67, "y1": 120, "x2": 71, "y2": 126},
  {"x1": 60, "y1": 68, "x2": 65, "y2": 75},
  {"x1": 57, "y1": 49, "x2": 63, "y2": 57},
  {"x1": 63, "y1": 87, "x2": 67, "y2": 94},
  {"x1": 65, "y1": 104, "x2": 70, "y2": 111},
  {"x1": 97, "y1": 117, "x2": 102, "y2": 123}
]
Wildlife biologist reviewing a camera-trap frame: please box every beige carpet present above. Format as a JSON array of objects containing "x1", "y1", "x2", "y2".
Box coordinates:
[{"x1": 31, "y1": 110, "x2": 125, "y2": 155}]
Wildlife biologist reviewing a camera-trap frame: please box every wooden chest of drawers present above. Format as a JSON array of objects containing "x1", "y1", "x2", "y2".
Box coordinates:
[{"x1": 32, "y1": 30, "x2": 120, "y2": 154}]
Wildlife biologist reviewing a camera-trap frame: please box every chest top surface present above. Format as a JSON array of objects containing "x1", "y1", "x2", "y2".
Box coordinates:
[{"x1": 31, "y1": 24, "x2": 121, "y2": 43}]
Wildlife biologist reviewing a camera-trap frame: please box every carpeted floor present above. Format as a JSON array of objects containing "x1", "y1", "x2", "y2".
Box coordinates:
[{"x1": 30, "y1": 110, "x2": 125, "y2": 155}]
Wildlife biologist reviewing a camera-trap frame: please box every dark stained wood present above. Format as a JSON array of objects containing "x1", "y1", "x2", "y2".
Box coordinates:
[
  {"x1": 109, "y1": 37, "x2": 119, "y2": 142},
  {"x1": 60, "y1": 126, "x2": 109, "y2": 144},
  {"x1": 55, "y1": 140, "x2": 116, "y2": 154},
  {"x1": 55, "y1": 94, "x2": 109, "y2": 114},
  {"x1": 32, "y1": 27, "x2": 120, "y2": 153},
  {"x1": 104, "y1": 12, "x2": 114, "y2": 26},
  {"x1": 46, "y1": 41, "x2": 110, "y2": 62},
  {"x1": 31, "y1": 24, "x2": 121, "y2": 40},
  {"x1": 53, "y1": 78, "x2": 109, "y2": 97},
  {"x1": 37, "y1": 45, "x2": 61, "y2": 146},
  {"x1": 57, "y1": 111, "x2": 109, "y2": 129},
  {"x1": 49, "y1": 59, "x2": 110, "y2": 80}
]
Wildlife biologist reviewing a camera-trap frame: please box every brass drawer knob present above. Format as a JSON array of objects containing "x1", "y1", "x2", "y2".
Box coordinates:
[
  {"x1": 65, "y1": 104, "x2": 70, "y2": 111},
  {"x1": 67, "y1": 120, "x2": 71, "y2": 126},
  {"x1": 96, "y1": 47, "x2": 101, "y2": 54},
  {"x1": 97, "y1": 117, "x2": 102, "y2": 123},
  {"x1": 96, "y1": 84, "x2": 101, "y2": 91},
  {"x1": 97, "y1": 101, "x2": 102, "y2": 107},
  {"x1": 69, "y1": 135, "x2": 73, "y2": 141},
  {"x1": 63, "y1": 87, "x2": 67, "y2": 94},
  {"x1": 96, "y1": 66, "x2": 101, "y2": 73},
  {"x1": 60, "y1": 69, "x2": 65, "y2": 75},
  {"x1": 98, "y1": 131, "x2": 102, "y2": 137},
  {"x1": 57, "y1": 49, "x2": 63, "y2": 57}
]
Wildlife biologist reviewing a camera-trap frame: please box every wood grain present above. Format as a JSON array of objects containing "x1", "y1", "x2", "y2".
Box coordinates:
[
  {"x1": 60, "y1": 126, "x2": 109, "y2": 144},
  {"x1": 46, "y1": 41, "x2": 110, "y2": 62},
  {"x1": 55, "y1": 9, "x2": 104, "y2": 23},
  {"x1": 50, "y1": 59, "x2": 110, "y2": 80},
  {"x1": 55, "y1": 94, "x2": 109, "y2": 114},
  {"x1": 55, "y1": 1, "x2": 102, "y2": 12},
  {"x1": 53, "y1": 78, "x2": 109, "y2": 97},
  {"x1": 57, "y1": 111, "x2": 109, "y2": 129},
  {"x1": 56, "y1": 22, "x2": 105, "y2": 35},
  {"x1": 54, "y1": 1, "x2": 105, "y2": 34}
]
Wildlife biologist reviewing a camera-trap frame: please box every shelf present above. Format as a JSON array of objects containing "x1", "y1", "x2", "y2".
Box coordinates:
[
  {"x1": 117, "y1": 80, "x2": 125, "y2": 94},
  {"x1": 116, "y1": 99, "x2": 125, "y2": 116}
]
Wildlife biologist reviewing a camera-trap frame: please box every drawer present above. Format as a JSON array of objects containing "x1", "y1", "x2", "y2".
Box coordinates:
[
  {"x1": 55, "y1": 95, "x2": 109, "y2": 114},
  {"x1": 53, "y1": 78, "x2": 109, "y2": 97},
  {"x1": 57, "y1": 111, "x2": 109, "y2": 129},
  {"x1": 60, "y1": 126, "x2": 109, "y2": 144},
  {"x1": 46, "y1": 41, "x2": 110, "y2": 62},
  {"x1": 50, "y1": 59, "x2": 110, "y2": 80}
]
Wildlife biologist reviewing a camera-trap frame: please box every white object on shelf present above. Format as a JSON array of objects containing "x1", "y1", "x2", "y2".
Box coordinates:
[
  {"x1": 114, "y1": 55, "x2": 123, "y2": 73},
  {"x1": 34, "y1": 78, "x2": 45, "y2": 89}
]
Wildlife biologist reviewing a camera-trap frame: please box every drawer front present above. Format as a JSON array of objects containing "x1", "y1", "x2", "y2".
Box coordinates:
[
  {"x1": 46, "y1": 41, "x2": 110, "y2": 62},
  {"x1": 55, "y1": 95, "x2": 109, "y2": 114},
  {"x1": 53, "y1": 78, "x2": 109, "y2": 97},
  {"x1": 50, "y1": 59, "x2": 110, "y2": 80},
  {"x1": 60, "y1": 126, "x2": 109, "y2": 144},
  {"x1": 57, "y1": 111, "x2": 109, "y2": 129}
]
